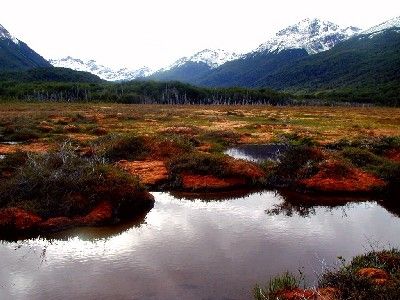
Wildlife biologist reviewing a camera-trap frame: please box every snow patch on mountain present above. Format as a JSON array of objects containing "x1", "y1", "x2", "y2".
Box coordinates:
[
  {"x1": 49, "y1": 57, "x2": 153, "y2": 81},
  {"x1": 254, "y1": 18, "x2": 361, "y2": 55},
  {"x1": 362, "y1": 16, "x2": 400, "y2": 35},
  {"x1": 165, "y1": 49, "x2": 241, "y2": 70},
  {"x1": 0, "y1": 24, "x2": 20, "y2": 44}
]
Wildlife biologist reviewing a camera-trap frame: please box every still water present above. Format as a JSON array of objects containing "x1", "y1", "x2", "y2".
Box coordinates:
[
  {"x1": 224, "y1": 144, "x2": 288, "y2": 162},
  {"x1": 1, "y1": 191, "x2": 399, "y2": 300}
]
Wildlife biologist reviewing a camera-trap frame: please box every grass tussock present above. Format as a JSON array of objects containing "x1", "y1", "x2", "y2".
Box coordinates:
[
  {"x1": 0, "y1": 142, "x2": 148, "y2": 218},
  {"x1": 319, "y1": 249, "x2": 400, "y2": 300},
  {"x1": 254, "y1": 271, "x2": 303, "y2": 300},
  {"x1": 254, "y1": 249, "x2": 400, "y2": 300}
]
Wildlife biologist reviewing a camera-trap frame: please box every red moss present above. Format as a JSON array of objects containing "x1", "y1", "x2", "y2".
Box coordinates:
[
  {"x1": 39, "y1": 217, "x2": 74, "y2": 232},
  {"x1": 275, "y1": 288, "x2": 316, "y2": 300},
  {"x1": 0, "y1": 208, "x2": 42, "y2": 231},
  {"x1": 181, "y1": 174, "x2": 246, "y2": 191},
  {"x1": 316, "y1": 287, "x2": 340, "y2": 300},
  {"x1": 117, "y1": 160, "x2": 168, "y2": 186},
  {"x1": 77, "y1": 201, "x2": 113, "y2": 226},
  {"x1": 226, "y1": 158, "x2": 265, "y2": 180},
  {"x1": 300, "y1": 160, "x2": 385, "y2": 193},
  {"x1": 357, "y1": 267, "x2": 390, "y2": 285}
]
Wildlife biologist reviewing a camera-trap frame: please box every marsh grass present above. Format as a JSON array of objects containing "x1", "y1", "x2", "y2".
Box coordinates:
[
  {"x1": 254, "y1": 271, "x2": 303, "y2": 300},
  {"x1": 0, "y1": 142, "x2": 145, "y2": 218},
  {"x1": 319, "y1": 249, "x2": 400, "y2": 300}
]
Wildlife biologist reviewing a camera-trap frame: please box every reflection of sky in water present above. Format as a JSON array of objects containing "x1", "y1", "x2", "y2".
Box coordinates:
[
  {"x1": 224, "y1": 144, "x2": 287, "y2": 162},
  {"x1": 1, "y1": 191, "x2": 399, "y2": 300}
]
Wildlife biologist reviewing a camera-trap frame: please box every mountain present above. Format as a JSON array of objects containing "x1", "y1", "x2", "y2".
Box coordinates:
[
  {"x1": 198, "y1": 16, "x2": 400, "y2": 104},
  {"x1": 362, "y1": 16, "x2": 400, "y2": 35},
  {"x1": 149, "y1": 49, "x2": 240, "y2": 82},
  {"x1": 253, "y1": 18, "x2": 361, "y2": 54},
  {"x1": 0, "y1": 23, "x2": 51, "y2": 71},
  {"x1": 49, "y1": 56, "x2": 153, "y2": 81},
  {"x1": 152, "y1": 18, "x2": 361, "y2": 85}
]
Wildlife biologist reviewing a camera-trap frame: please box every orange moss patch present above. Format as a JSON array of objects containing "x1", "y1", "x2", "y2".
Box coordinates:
[
  {"x1": 77, "y1": 201, "x2": 113, "y2": 226},
  {"x1": 357, "y1": 268, "x2": 390, "y2": 285},
  {"x1": 181, "y1": 174, "x2": 246, "y2": 191},
  {"x1": 226, "y1": 158, "x2": 266, "y2": 180},
  {"x1": 300, "y1": 161, "x2": 385, "y2": 193},
  {"x1": 117, "y1": 160, "x2": 168, "y2": 186},
  {"x1": 276, "y1": 287, "x2": 339, "y2": 300},
  {"x1": 275, "y1": 288, "x2": 316, "y2": 300},
  {"x1": 0, "y1": 142, "x2": 52, "y2": 154},
  {"x1": 66, "y1": 133, "x2": 97, "y2": 141},
  {"x1": 147, "y1": 139, "x2": 188, "y2": 160},
  {"x1": 196, "y1": 143, "x2": 212, "y2": 153},
  {"x1": 161, "y1": 126, "x2": 199, "y2": 136},
  {"x1": 0, "y1": 208, "x2": 42, "y2": 231},
  {"x1": 48, "y1": 115, "x2": 74, "y2": 124},
  {"x1": 39, "y1": 217, "x2": 74, "y2": 232}
]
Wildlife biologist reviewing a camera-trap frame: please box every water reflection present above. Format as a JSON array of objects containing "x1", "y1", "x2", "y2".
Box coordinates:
[
  {"x1": 225, "y1": 143, "x2": 288, "y2": 162},
  {"x1": 0, "y1": 191, "x2": 399, "y2": 300}
]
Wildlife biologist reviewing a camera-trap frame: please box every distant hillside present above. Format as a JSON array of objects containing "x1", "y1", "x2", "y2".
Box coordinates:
[
  {"x1": 0, "y1": 67, "x2": 103, "y2": 83},
  {"x1": 0, "y1": 24, "x2": 51, "y2": 71}
]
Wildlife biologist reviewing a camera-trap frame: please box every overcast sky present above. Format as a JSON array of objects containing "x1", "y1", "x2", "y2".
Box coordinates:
[{"x1": 1, "y1": 0, "x2": 399, "y2": 70}]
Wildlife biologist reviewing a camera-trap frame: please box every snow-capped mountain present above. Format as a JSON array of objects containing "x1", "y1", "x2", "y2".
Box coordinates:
[
  {"x1": 254, "y1": 18, "x2": 361, "y2": 55},
  {"x1": 49, "y1": 57, "x2": 153, "y2": 81},
  {"x1": 165, "y1": 49, "x2": 241, "y2": 70},
  {"x1": 0, "y1": 24, "x2": 51, "y2": 71},
  {"x1": 0, "y1": 24, "x2": 19, "y2": 44},
  {"x1": 362, "y1": 16, "x2": 400, "y2": 35}
]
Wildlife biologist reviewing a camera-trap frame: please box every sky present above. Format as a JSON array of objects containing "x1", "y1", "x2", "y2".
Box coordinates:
[{"x1": 0, "y1": 0, "x2": 399, "y2": 70}]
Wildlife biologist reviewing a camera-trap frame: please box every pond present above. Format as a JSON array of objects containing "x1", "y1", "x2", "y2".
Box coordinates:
[
  {"x1": 224, "y1": 144, "x2": 288, "y2": 162},
  {"x1": 1, "y1": 191, "x2": 399, "y2": 300}
]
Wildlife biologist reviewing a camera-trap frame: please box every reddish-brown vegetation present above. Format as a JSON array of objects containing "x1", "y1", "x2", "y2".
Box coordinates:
[
  {"x1": 181, "y1": 174, "x2": 247, "y2": 191},
  {"x1": 117, "y1": 160, "x2": 168, "y2": 186},
  {"x1": 300, "y1": 160, "x2": 385, "y2": 193},
  {"x1": 356, "y1": 268, "x2": 390, "y2": 285}
]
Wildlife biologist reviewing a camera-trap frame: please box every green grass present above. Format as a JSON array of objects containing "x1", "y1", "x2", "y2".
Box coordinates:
[{"x1": 254, "y1": 271, "x2": 303, "y2": 300}]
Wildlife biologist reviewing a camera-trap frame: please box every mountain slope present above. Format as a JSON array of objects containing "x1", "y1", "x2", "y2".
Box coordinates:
[
  {"x1": 253, "y1": 28, "x2": 400, "y2": 91},
  {"x1": 152, "y1": 18, "x2": 360, "y2": 86},
  {"x1": 0, "y1": 67, "x2": 103, "y2": 83},
  {"x1": 49, "y1": 57, "x2": 152, "y2": 81},
  {"x1": 0, "y1": 24, "x2": 51, "y2": 71},
  {"x1": 150, "y1": 49, "x2": 240, "y2": 82}
]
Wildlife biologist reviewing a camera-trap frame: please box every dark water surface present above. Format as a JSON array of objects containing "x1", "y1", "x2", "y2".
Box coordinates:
[{"x1": 1, "y1": 191, "x2": 400, "y2": 300}]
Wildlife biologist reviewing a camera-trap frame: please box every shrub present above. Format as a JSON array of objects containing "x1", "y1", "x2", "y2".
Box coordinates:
[
  {"x1": 98, "y1": 134, "x2": 149, "y2": 162},
  {"x1": 0, "y1": 143, "x2": 148, "y2": 218},
  {"x1": 168, "y1": 152, "x2": 228, "y2": 179},
  {"x1": 0, "y1": 127, "x2": 40, "y2": 142},
  {"x1": 268, "y1": 145, "x2": 325, "y2": 185},
  {"x1": 342, "y1": 147, "x2": 384, "y2": 168}
]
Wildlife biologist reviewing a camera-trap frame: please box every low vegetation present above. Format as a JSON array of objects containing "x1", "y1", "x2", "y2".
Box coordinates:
[
  {"x1": 254, "y1": 249, "x2": 400, "y2": 300},
  {"x1": 0, "y1": 104, "x2": 399, "y2": 235}
]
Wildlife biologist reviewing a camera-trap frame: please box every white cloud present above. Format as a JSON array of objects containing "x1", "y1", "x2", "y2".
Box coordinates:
[{"x1": 0, "y1": 0, "x2": 399, "y2": 69}]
